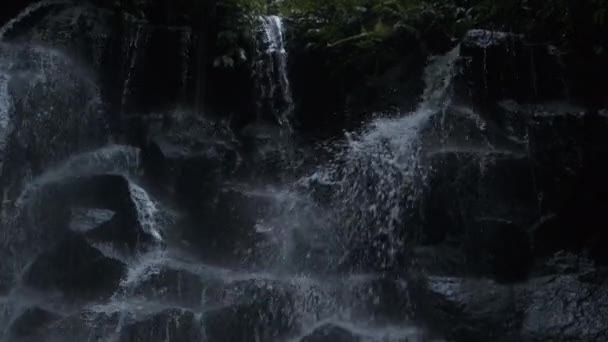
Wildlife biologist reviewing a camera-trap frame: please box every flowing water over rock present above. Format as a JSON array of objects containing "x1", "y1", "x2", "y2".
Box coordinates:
[
  {"x1": 1, "y1": 3, "x2": 607, "y2": 341},
  {"x1": 255, "y1": 15, "x2": 294, "y2": 128}
]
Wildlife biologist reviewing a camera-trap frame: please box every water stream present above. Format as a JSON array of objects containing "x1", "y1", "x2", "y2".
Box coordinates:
[
  {"x1": 255, "y1": 15, "x2": 294, "y2": 128},
  {"x1": 0, "y1": 4, "x2": 461, "y2": 341}
]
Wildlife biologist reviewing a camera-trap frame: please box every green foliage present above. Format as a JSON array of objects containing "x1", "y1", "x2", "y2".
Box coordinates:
[
  {"x1": 279, "y1": 0, "x2": 469, "y2": 47},
  {"x1": 213, "y1": 0, "x2": 608, "y2": 69}
]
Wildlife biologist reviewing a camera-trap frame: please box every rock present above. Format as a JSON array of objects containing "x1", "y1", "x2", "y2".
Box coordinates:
[
  {"x1": 300, "y1": 323, "x2": 361, "y2": 342},
  {"x1": 204, "y1": 279, "x2": 297, "y2": 341},
  {"x1": 128, "y1": 267, "x2": 205, "y2": 308},
  {"x1": 64, "y1": 174, "x2": 165, "y2": 251},
  {"x1": 181, "y1": 185, "x2": 278, "y2": 267},
  {"x1": 8, "y1": 306, "x2": 60, "y2": 338},
  {"x1": 521, "y1": 275, "x2": 608, "y2": 342},
  {"x1": 23, "y1": 234, "x2": 126, "y2": 300},
  {"x1": 142, "y1": 112, "x2": 240, "y2": 203},
  {"x1": 344, "y1": 276, "x2": 411, "y2": 324},
  {"x1": 38, "y1": 309, "x2": 122, "y2": 342},
  {"x1": 410, "y1": 276, "x2": 521, "y2": 342},
  {"x1": 411, "y1": 244, "x2": 468, "y2": 276},
  {"x1": 420, "y1": 150, "x2": 536, "y2": 280},
  {"x1": 0, "y1": 42, "x2": 107, "y2": 194},
  {"x1": 118, "y1": 309, "x2": 203, "y2": 342},
  {"x1": 69, "y1": 208, "x2": 115, "y2": 233},
  {"x1": 457, "y1": 30, "x2": 568, "y2": 105}
]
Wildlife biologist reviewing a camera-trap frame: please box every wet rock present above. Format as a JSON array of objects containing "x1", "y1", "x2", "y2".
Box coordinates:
[
  {"x1": 345, "y1": 276, "x2": 411, "y2": 324},
  {"x1": 23, "y1": 234, "x2": 126, "y2": 300},
  {"x1": 181, "y1": 186, "x2": 277, "y2": 267},
  {"x1": 421, "y1": 150, "x2": 536, "y2": 280},
  {"x1": 300, "y1": 323, "x2": 361, "y2": 342},
  {"x1": 204, "y1": 279, "x2": 297, "y2": 341},
  {"x1": 129, "y1": 267, "x2": 204, "y2": 308},
  {"x1": 4, "y1": 4, "x2": 114, "y2": 70},
  {"x1": 39, "y1": 310, "x2": 121, "y2": 342},
  {"x1": 142, "y1": 112, "x2": 239, "y2": 196},
  {"x1": 521, "y1": 275, "x2": 608, "y2": 342},
  {"x1": 411, "y1": 244, "x2": 468, "y2": 277},
  {"x1": 8, "y1": 306, "x2": 60, "y2": 338},
  {"x1": 69, "y1": 208, "x2": 115, "y2": 233},
  {"x1": 119, "y1": 309, "x2": 203, "y2": 342},
  {"x1": 410, "y1": 276, "x2": 521, "y2": 342},
  {"x1": 0, "y1": 43, "x2": 107, "y2": 190},
  {"x1": 65, "y1": 174, "x2": 164, "y2": 251},
  {"x1": 457, "y1": 29, "x2": 567, "y2": 105}
]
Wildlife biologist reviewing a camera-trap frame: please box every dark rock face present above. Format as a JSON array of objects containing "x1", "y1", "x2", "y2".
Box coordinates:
[
  {"x1": 8, "y1": 306, "x2": 60, "y2": 338},
  {"x1": 0, "y1": 42, "x2": 108, "y2": 199},
  {"x1": 411, "y1": 276, "x2": 521, "y2": 342},
  {"x1": 408, "y1": 267, "x2": 608, "y2": 342},
  {"x1": 118, "y1": 309, "x2": 203, "y2": 342},
  {"x1": 300, "y1": 324, "x2": 361, "y2": 342},
  {"x1": 128, "y1": 267, "x2": 205, "y2": 307},
  {"x1": 142, "y1": 112, "x2": 240, "y2": 194},
  {"x1": 23, "y1": 234, "x2": 126, "y2": 300},
  {"x1": 56, "y1": 174, "x2": 162, "y2": 252},
  {"x1": 521, "y1": 275, "x2": 608, "y2": 342},
  {"x1": 344, "y1": 277, "x2": 411, "y2": 324},
  {"x1": 204, "y1": 279, "x2": 297, "y2": 341},
  {"x1": 457, "y1": 29, "x2": 568, "y2": 106}
]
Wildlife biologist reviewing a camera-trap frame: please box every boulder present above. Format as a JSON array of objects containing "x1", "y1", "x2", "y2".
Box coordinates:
[
  {"x1": 118, "y1": 309, "x2": 203, "y2": 342},
  {"x1": 410, "y1": 275, "x2": 521, "y2": 342},
  {"x1": 8, "y1": 306, "x2": 61, "y2": 338},
  {"x1": 204, "y1": 279, "x2": 297, "y2": 341},
  {"x1": 180, "y1": 185, "x2": 279, "y2": 267},
  {"x1": 142, "y1": 112, "x2": 240, "y2": 198},
  {"x1": 420, "y1": 150, "x2": 536, "y2": 280},
  {"x1": 344, "y1": 276, "x2": 411, "y2": 324},
  {"x1": 300, "y1": 323, "x2": 361, "y2": 342},
  {"x1": 0, "y1": 42, "x2": 107, "y2": 194},
  {"x1": 128, "y1": 266, "x2": 205, "y2": 308},
  {"x1": 23, "y1": 234, "x2": 126, "y2": 300},
  {"x1": 457, "y1": 29, "x2": 568, "y2": 105},
  {"x1": 69, "y1": 208, "x2": 115, "y2": 233},
  {"x1": 521, "y1": 275, "x2": 608, "y2": 342},
  {"x1": 66, "y1": 175, "x2": 164, "y2": 251}
]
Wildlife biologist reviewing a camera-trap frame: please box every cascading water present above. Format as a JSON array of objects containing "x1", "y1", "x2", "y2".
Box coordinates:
[
  {"x1": 291, "y1": 46, "x2": 461, "y2": 270},
  {"x1": 1, "y1": 3, "x2": 459, "y2": 340},
  {"x1": 255, "y1": 15, "x2": 294, "y2": 128}
]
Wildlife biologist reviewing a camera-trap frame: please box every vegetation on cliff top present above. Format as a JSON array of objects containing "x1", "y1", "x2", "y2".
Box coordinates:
[{"x1": 217, "y1": 0, "x2": 608, "y2": 60}]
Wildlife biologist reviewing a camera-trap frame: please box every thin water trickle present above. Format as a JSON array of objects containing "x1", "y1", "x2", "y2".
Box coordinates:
[
  {"x1": 121, "y1": 22, "x2": 149, "y2": 114},
  {"x1": 255, "y1": 15, "x2": 294, "y2": 128}
]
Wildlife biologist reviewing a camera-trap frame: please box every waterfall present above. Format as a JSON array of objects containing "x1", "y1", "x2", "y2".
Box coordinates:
[
  {"x1": 299, "y1": 46, "x2": 461, "y2": 269},
  {"x1": 128, "y1": 182, "x2": 163, "y2": 243},
  {"x1": 255, "y1": 15, "x2": 294, "y2": 128},
  {"x1": 247, "y1": 46, "x2": 462, "y2": 273}
]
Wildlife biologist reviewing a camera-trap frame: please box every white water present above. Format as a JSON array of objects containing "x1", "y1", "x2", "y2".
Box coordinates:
[
  {"x1": 255, "y1": 15, "x2": 294, "y2": 128},
  {"x1": 13, "y1": 144, "x2": 140, "y2": 209},
  {"x1": 294, "y1": 46, "x2": 461, "y2": 269},
  {"x1": 128, "y1": 182, "x2": 164, "y2": 243},
  {"x1": 0, "y1": 5, "x2": 463, "y2": 337}
]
